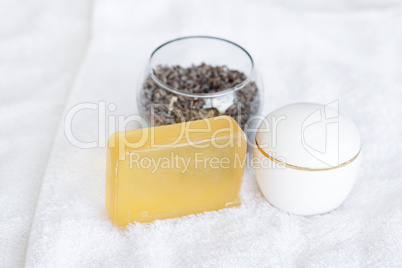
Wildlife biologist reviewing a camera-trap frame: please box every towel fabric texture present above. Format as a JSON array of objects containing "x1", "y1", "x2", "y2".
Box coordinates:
[
  {"x1": 1, "y1": 0, "x2": 401, "y2": 267},
  {"x1": 0, "y1": 1, "x2": 91, "y2": 266}
]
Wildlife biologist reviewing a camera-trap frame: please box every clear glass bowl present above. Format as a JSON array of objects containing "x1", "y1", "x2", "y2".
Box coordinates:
[{"x1": 137, "y1": 36, "x2": 263, "y2": 131}]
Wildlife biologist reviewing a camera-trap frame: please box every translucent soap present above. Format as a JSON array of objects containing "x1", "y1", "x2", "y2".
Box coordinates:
[{"x1": 105, "y1": 116, "x2": 247, "y2": 226}]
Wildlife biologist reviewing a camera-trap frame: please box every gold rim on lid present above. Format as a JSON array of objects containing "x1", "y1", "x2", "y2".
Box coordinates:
[{"x1": 255, "y1": 139, "x2": 360, "y2": 171}]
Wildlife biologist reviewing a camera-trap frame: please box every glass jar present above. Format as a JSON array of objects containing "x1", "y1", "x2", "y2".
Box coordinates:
[{"x1": 137, "y1": 36, "x2": 263, "y2": 132}]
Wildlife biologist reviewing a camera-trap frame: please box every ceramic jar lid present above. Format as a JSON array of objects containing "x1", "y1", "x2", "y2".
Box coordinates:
[{"x1": 255, "y1": 102, "x2": 361, "y2": 169}]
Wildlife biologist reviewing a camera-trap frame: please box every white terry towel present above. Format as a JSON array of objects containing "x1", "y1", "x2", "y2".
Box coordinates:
[
  {"x1": 0, "y1": 1, "x2": 91, "y2": 266},
  {"x1": 25, "y1": 0, "x2": 402, "y2": 267}
]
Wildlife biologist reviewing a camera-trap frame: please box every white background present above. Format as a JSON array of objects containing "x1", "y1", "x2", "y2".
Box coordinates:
[{"x1": 1, "y1": 0, "x2": 402, "y2": 267}]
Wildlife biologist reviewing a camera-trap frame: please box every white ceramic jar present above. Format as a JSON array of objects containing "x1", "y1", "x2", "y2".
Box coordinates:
[{"x1": 253, "y1": 102, "x2": 361, "y2": 215}]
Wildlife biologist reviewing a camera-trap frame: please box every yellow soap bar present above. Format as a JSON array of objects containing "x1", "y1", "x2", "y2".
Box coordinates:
[{"x1": 105, "y1": 116, "x2": 247, "y2": 226}]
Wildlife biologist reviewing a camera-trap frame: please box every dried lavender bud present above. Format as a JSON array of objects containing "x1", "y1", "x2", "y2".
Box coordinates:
[{"x1": 140, "y1": 63, "x2": 260, "y2": 129}]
